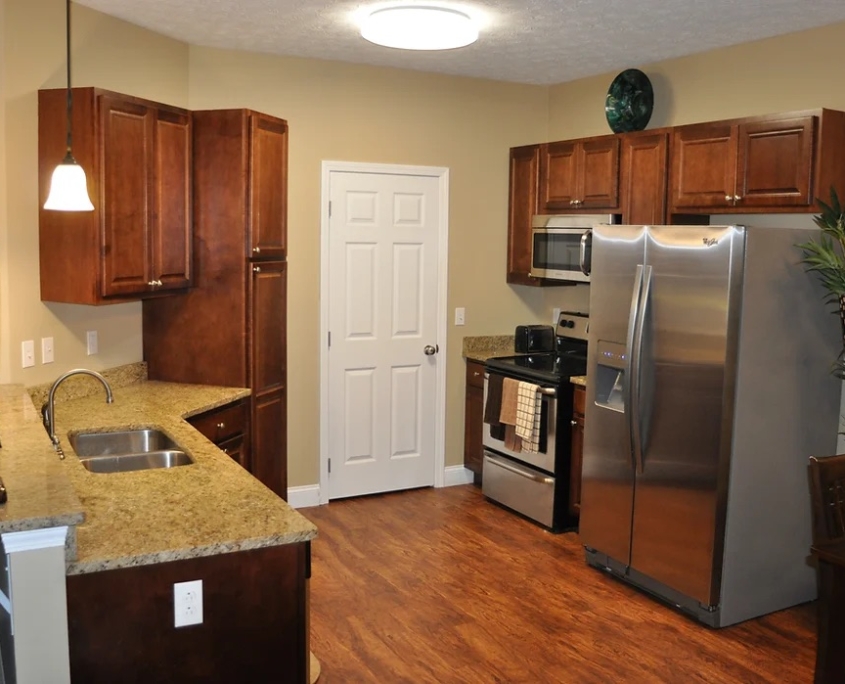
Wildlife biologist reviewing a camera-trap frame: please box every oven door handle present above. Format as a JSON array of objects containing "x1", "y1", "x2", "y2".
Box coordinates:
[
  {"x1": 484, "y1": 452, "x2": 555, "y2": 485},
  {"x1": 484, "y1": 374, "x2": 557, "y2": 398}
]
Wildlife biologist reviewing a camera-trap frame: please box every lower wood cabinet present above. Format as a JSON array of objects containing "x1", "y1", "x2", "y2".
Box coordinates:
[
  {"x1": 570, "y1": 383, "x2": 585, "y2": 517},
  {"x1": 66, "y1": 544, "x2": 309, "y2": 684},
  {"x1": 187, "y1": 399, "x2": 250, "y2": 470},
  {"x1": 464, "y1": 360, "x2": 485, "y2": 483}
]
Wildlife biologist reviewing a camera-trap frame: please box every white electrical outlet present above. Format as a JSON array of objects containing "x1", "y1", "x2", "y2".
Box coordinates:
[
  {"x1": 455, "y1": 307, "x2": 466, "y2": 326},
  {"x1": 21, "y1": 340, "x2": 35, "y2": 368},
  {"x1": 173, "y1": 579, "x2": 203, "y2": 628},
  {"x1": 552, "y1": 308, "x2": 562, "y2": 326},
  {"x1": 86, "y1": 330, "x2": 98, "y2": 356},
  {"x1": 42, "y1": 337, "x2": 54, "y2": 364}
]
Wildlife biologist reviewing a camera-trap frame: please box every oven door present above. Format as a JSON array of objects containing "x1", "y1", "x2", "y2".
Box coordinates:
[
  {"x1": 530, "y1": 228, "x2": 591, "y2": 283},
  {"x1": 482, "y1": 375, "x2": 557, "y2": 474}
]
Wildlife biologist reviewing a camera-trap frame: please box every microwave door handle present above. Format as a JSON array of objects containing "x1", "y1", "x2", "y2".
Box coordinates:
[{"x1": 579, "y1": 229, "x2": 592, "y2": 276}]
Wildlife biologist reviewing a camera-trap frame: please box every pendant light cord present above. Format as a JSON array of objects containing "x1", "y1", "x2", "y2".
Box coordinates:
[{"x1": 65, "y1": 0, "x2": 73, "y2": 155}]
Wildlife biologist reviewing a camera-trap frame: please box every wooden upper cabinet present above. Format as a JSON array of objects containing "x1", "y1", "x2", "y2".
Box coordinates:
[
  {"x1": 39, "y1": 88, "x2": 191, "y2": 304},
  {"x1": 670, "y1": 110, "x2": 845, "y2": 213},
  {"x1": 620, "y1": 131, "x2": 669, "y2": 225},
  {"x1": 248, "y1": 114, "x2": 288, "y2": 260},
  {"x1": 507, "y1": 144, "x2": 541, "y2": 286},
  {"x1": 540, "y1": 136, "x2": 620, "y2": 212}
]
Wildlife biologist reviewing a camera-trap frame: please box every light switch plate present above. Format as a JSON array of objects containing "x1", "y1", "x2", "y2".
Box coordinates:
[
  {"x1": 21, "y1": 340, "x2": 34, "y2": 368},
  {"x1": 42, "y1": 337, "x2": 54, "y2": 364},
  {"x1": 86, "y1": 330, "x2": 98, "y2": 356},
  {"x1": 455, "y1": 307, "x2": 466, "y2": 326}
]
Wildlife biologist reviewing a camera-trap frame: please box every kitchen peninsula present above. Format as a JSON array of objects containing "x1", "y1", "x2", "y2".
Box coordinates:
[{"x1": 0, "y1": 371, "x2": 316, "y2": 683}]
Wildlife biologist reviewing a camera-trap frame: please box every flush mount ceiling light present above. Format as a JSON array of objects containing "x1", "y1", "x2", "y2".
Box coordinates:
[
  {"x1": 360, "y1": 5, "x2": 479, "y2": 51},
  {"x1": 44, "y1": 0, "x2": 94, "y2": 212}
]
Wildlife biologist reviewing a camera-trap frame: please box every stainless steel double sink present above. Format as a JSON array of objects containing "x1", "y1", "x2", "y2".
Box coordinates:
[{"x1": 68, "y1": 428, "x2": 193, "y2": 474}]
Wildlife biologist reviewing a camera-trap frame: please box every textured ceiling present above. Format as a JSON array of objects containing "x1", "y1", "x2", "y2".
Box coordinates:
[{"x1": 74, "y1": 0, "x2": 845, "y2": 85}]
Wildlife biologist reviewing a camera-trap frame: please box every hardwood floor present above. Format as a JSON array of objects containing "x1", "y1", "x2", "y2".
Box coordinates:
[{"x1": 300, "y1": 485, "x2": 816, "y2": 683}]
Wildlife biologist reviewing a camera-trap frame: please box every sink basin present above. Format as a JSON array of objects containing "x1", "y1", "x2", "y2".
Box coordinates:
[
  {"x1": 68, "y1": 428, "x2": 193, "y2": 473},
  {"x1": 78, "y1": 450, "x2": 193, "y2": 474}
]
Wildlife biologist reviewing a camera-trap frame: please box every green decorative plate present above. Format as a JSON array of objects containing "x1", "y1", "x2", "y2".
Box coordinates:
[{"x1": 605, "y1": 69, "x2": 654, "y2": 133}]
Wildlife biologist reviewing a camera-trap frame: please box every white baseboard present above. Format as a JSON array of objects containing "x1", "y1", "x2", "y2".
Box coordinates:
[
  {"x1": 443, "y1": 466, "x2": 475, "y2": 487},
  {"x1": 287, "y1": 485, "x2": 321, "y2": 509}
]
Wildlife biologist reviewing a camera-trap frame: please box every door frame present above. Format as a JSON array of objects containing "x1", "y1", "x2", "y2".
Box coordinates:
[{"x1": 319, "y1": 161, "x2": 450, "y2": 505}]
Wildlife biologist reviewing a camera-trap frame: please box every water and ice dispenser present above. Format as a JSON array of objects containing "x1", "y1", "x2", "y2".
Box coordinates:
[{"x1": 594, "y1": 340, "x2": 627, "y2": 412}]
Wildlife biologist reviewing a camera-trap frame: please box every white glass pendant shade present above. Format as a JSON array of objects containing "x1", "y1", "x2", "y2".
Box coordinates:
[
  {"x1": 361, "y1": 6, "x2": 478, "y2": 51},
  {"x1": 44, "y1": 154, "x2": 94, "y2": 211}
]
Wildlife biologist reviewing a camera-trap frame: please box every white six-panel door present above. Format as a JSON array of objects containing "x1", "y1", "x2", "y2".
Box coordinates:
[{"x1": 327, "y1": 169, "x2": 442, "y2": 499}]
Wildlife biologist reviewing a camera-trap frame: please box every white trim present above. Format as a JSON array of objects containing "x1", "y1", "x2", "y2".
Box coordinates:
[
  {"x1": 443, "y1": 466, "x2": 475, "y2": 487},
  {"x1": 1, "y1": 526, "x2": 68, "y2": 554},
  {"x1": 287, "y1": 485, "x2": 322, "y2": 509},
  {"x1": 320, "y1": 161, "x2": 450, "y2": 504}
]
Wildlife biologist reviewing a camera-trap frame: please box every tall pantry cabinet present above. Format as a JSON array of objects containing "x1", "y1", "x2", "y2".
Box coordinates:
[{"x1": 143, "y1": 109, "x2": 289, "y2": 499}]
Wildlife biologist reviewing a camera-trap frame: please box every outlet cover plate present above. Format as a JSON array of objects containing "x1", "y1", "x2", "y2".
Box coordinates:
[{"x1": 173, "y1": 579, "x2": 203, "y2": 628}]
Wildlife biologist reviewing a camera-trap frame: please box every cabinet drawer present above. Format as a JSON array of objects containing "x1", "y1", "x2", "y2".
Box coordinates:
[
  {"x1": 188, "y1": 401, "x2": 247, "y2": 443},
  {"x1": 466, "y1": 360, "x2": 485, "y2": 389},
  {"x1": 573, "y1": 385, "x2": 586, "y2": 416}
]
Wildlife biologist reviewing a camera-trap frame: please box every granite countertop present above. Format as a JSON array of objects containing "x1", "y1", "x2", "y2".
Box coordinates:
[
  {"x1": 570, "y1": 375, "x2": 587, "y2": 387},
  {"x1": 463, "y1": 335, "x2": 519, "y2": 362},
  {"x1": 0, "y1": 386, "x2": 85, "y2": 546},
  {"x1": 4, "y1": 379, "x2": 317, "y2": 575}
]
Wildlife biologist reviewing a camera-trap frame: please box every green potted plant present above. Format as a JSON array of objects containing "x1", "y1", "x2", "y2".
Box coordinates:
[{"x1": 798, "y1": 187, "x2": 845, "y2": 378}]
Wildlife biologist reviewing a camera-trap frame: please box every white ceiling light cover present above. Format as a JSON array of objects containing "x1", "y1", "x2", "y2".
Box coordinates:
[{"x1": 361, "y1": 5, "x2": 479, "y2": 51}]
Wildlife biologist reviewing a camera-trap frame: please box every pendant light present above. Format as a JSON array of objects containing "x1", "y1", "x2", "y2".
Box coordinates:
[{"x1": 44, "y1": 0, "x2": 94, "y2": 211}]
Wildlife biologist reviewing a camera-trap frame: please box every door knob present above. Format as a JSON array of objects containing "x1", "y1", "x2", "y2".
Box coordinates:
[{"x1": 424, "y1": 345, "x2": 438, "y2": 356}]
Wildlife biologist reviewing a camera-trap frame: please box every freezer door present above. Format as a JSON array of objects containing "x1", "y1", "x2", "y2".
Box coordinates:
[
  {"x1": 580, "y1": 225, "x2": 646, "y2": 565},
  {"x1": 629, "y1": 225, "x2": 744, "y2": 606}
]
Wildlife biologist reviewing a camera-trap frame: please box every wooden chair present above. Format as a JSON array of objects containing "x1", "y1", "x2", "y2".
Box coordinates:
[{"x1": 808, "y1": 454, "x2": 845, "y2": 684}]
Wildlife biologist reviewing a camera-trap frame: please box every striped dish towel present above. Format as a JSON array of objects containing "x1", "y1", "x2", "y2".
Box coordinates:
[{"x1": 515, "y1": 381, "x2": 542, "y2": 453}]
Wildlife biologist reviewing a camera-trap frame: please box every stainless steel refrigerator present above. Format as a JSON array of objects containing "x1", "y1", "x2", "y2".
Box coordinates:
[{"x1": 580, "y1": 224, "x2": 841, "y2": 627}]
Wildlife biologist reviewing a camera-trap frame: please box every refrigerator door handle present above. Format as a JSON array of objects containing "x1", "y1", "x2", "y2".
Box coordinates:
[
  {"x1": 625, "y1": 265, "x2": 644, "y2": 469},
  {"x1": 579, "y1": 229, "x2": 592, "y2": 276},
  {"x1": 631, "y1": 265, "x2": 653, "y2": 474}
]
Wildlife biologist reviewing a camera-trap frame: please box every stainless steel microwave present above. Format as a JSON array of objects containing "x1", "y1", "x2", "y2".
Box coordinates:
[{"x1": 530, "y1": 214, "x2": 619, "y2": 283}]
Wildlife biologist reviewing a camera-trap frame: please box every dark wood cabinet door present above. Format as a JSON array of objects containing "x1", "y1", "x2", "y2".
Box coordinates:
[
  {"x1": 540, "y1": 141, "x2": 579, "y2": 211},
  {"x1": 621, "y1": 132, "x2": 668, "y2": 225},
  {"x1": 569, "y1": 385, "x2": 585, "y2": 517},
  {"x1": 670, "y1": 123, "x2": 737, "y2": 210},
  {"x1": 579, "y1": 137, "x2": 620, "y2": 209},
  {"x1": 248, "y1": 114, "x2": 288, "y2": 260},
  {"x1": 99, "y1": 94, "x2": 153, "y2": 297},
  {"x1": 735, "y1": 115, "x2": 815, "y2": 208},
  {"x1": 507, "y1": 145, "x2": 541, "y2": 286},
  {"x1": 253, "y1": 387, "x2": 287, "y2": 499},
  {"x1": 151, "y1": 108, "x2": 191, "y2": 290},
  {"x1": 250, "y1": 261, "x2": 287, "y2": 499},
  {"x1": 250, "y1": 261, "x2": 286, "y2": 394},
  {"x1": 463, "y1": 361, "x2": 485, "y2": 481}
]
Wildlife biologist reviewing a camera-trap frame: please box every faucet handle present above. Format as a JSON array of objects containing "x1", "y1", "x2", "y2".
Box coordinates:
[{"x1": 40, "y1": 402, "x2": 50, "y2": 429}]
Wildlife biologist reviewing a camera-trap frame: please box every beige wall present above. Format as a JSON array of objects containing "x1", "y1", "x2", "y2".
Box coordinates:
[
  {"x1": 548, "y1": 21, "x2": 845, "y2": 140},
  {"x1": 187, "y1": 48, "x2": 551, "y2": 485},
  {"x1": 1, "y1": 0, "x2": 189, "y2": 385}
]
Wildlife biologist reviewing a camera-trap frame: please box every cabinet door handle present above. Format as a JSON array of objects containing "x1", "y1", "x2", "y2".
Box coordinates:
[
  {"x1": 733, "y1": 194, "x2": 742, "y2": 202},
  {"x1": 253, "y1": 266, "x2": 261, "y2": 273},
  {"x1": 253, "y1": 247, "x2": 261, "y2": 254},
  {"x1": 147, "y1": 280, "x2": 155, "y2": 287},
  {"x1": 223, "y1": 448, "x2": 229, "y2": 454},
  {"x1": 571, "y1": 420, "x2": 577, "y2": 426},
  {"x1": 473, "y1": 371, "x2": 481, "y2": 377},
  {"x1": 217, "y1": 422, "x2": 225, "y2": 430}
]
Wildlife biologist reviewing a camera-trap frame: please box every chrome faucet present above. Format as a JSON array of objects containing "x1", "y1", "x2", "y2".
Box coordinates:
[{"x1": 43, "y1": 369, "x2": 113, "y2": 457}]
